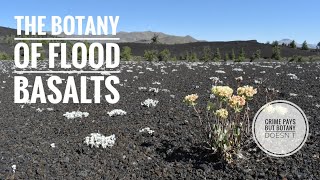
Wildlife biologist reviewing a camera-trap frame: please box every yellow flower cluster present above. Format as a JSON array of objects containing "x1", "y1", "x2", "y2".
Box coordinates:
[
  {"x1": 215, "y1": 108, "x2": 228, "y2": 119},
  {"x1": 185, "y1": 85, "x2": 257, "y2": 113},
  {"x1": 229, "y1": 95, "x2": 246, "y2": 112},
  {"x1": 211, "y1": 86, "x2": 233, "y2": 98},
  {"x1": 237, "y1": 86, "x2": 257, "y2": 98},
  {"x1": 184, "y1": 94, "x2": 198, "y2": 105}
]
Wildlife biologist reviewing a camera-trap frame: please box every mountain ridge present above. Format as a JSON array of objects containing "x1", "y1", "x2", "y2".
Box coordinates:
[
  {"x1": 278, "y1": 39, "x2": 317, "y2": 49},
  {"x1": 55, "y1": 31, "x2": 200, "y2": 44}
]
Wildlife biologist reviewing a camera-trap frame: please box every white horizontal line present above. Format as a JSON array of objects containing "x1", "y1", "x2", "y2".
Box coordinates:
[
  {"x1": 13, "y1": 70, "x2": 121, "y2": 74},
  {"x1": 14, "y1": 37, "x2": 120, "y2": 41}
]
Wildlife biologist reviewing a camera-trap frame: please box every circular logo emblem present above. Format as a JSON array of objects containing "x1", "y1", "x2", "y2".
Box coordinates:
[{"x1": 252, "y1": 100, "x2": 309, "y2": 157}]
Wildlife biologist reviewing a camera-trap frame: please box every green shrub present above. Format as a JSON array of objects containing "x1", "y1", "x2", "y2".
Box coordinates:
[
  {"x1": 271, "y1": 46, "x2": 281, "y2": 60},
  {"x1": 132, "y1": 56, "x2": 142, "y2": 62},
  {"x1": 250, "y1": 50, "x2": 261, "y2": 61},
  {"x1": 213, "y1": 48, "x2": 221, "y2": 61},
  {"x1": 158, "y1": 49, "x2": 171, "y2": 61},
  {"x1": 255, "y1": 49, "x2": 261, "y2": 59},
  {"x1": 0, "y1": 52, "x2": 11, "y2": 60},
  {"x1": 4, "y1": 35, "x2": 15, "y2": 45},
  {"x1": 289, "y1": 40, "x2": 297, "y2": 49},
  {"x1": 171, "y1": 56, "x2": 177, "y2": 61},
  {"x1": 144, "y1": 50, "x2": 158, "y2": 61},
  {"x1": 301, "y1": 40, "x2": 309, "y2": 50},
  {"x1": 272, "y1": 41, "x2": 279, "y2": 47},
  {"x1": 201, "y1": 46, "x2": 212, "y2": 61},
  {"x1": 224, "y1": 53, "x2": 229, "y2": 61},
  {"x1": 121, "y1": 46, "x2": 132, "y2": 61},
  {"x1": 190, "y1": 52, "x2": 198, "y2": 61},
  {"x1": 231, "y1": 49, "x2": 236, "y2": 60},
  {"x1": 236, "y1": 48, "x2": 245, "y2": 62}
]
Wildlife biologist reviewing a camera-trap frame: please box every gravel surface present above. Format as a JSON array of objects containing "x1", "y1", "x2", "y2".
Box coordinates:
[{"x1": 0, "y1": 61, "x2": 319, "y2": 179}]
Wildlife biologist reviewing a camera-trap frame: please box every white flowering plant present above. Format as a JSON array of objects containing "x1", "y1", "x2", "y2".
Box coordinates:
[
  {"x1": 107, "y1": 109, "x2": 127, "y2": 117},
  {"x1": 184, "y1": 78, "x2": 257, "y2": 163},
  {"x1": 84, "y1": 133, "x2": 116, "y2": 148},
  {"x1": 141, "y1": 98, "x2": 159, "y2": 107}
]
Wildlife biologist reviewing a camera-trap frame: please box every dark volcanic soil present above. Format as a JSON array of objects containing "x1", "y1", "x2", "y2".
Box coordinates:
[
  {"x1": 119, "y1": 41, "x2": 319, "y2": 59},
  {"x1": 0, "y1": 61, "x2": 319, "y2": 179}
]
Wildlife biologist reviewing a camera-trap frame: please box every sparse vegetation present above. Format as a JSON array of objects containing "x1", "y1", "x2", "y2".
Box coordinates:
[
  {"x1": 213, "y1": 48, "x2": 221, "y2": 61},
  {"x1": 301, "y1": 40, "x2": 309, "y2": 50},
  {"x1": 181, "y1": 51, "x2": 189, "y2": 61},
  {"x1": 231, "y1": 49, "x2": 236, "y2": 60},
  {"x1": 297, "y1": 56, "x2": 303, "y2": 62},
  {"x1": 271, "y1": 46, "x2": 281, "y2": 60},
  {"x1": 236, "y1": 48, "x2": 245, "y2": 62},
  {"x1": 0, "y1": 52, "x2": 11, "y2": 60},
  {"x1": 224, "y1": 53, "x2": 229, "y2": 61},
  {"x1": 250, "y1": 49, "x2": 261, "y2": 61},
  {"x1": 272, "y1": 41, "x2": 279, "y2": 47},
  {"x1": 255, "y1": 49, "x2": 261, "y2": 59},
  {"x1": 289, "y1": 40, "x2": 297, "y2": 49},
  {"x1": 151, "y1": 34, "x2": 159, "y2": 44},
  {"x1": 121, "y1": 46, "x2": 132, "y2": 61},
  {"x1": 158, "y1": 49, "x2": 171, "y2": 61},
  {"x1": 201, "y1": 46, "x2": 212, "y2": 61},
  {"x1": 189, "y1": 51, "x2": 198, "y2": 61},
  {"x1": 171, "y1": 56, "x2": 177, "y2": 61},
  {"x1": 3, "y1": 35, "x2": 15, "y2": 45},
  {"x1": 144, "y1": 49, "x2": 158, "y2": 61}
]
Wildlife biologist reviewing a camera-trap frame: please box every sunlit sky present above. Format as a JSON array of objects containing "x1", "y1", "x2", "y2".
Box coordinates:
[{"x1": 2, "y1": 0, "x2": 319, "y2": 44}]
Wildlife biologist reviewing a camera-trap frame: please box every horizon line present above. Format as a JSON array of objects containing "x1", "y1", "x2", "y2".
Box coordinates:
[{"x1": 1, "y1": 26, "x2": 317, "y2": 44}]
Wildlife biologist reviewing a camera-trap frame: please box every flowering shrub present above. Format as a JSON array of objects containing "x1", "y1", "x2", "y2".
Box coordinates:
[
  {"x1": 141, "y1": 98, "x2": 159, "y2": 107},
  {"x1": 84, "y1": 133, "x2": 116, "y2": 148},
  {"x1": 184, "y1": 94, "x2": 198, "y2": 106},
  {"x1": 107, "y1": 109, "x2": 127, "y2": 117},
  {"x1": 237, "y1": 85, "x2": 257, "y2": 100},
  {"x1": 139, "y1": 127, "x2": 155, "y2": 135},
  {"x1": 214, "y1": 108, "x2": 228, "y2": 119},
  {"x1": 63, "y1": 111, "x2": 89, "y2": 119},
  {"x1": 211, "y1": 86, "x2": 233, "y2": 99},
  {"x1": 229, "y1": 95, "x2": 246, "y2": 112},
  {"x1": 184, "y1": 79, "x2": 257, "y2": 163}
]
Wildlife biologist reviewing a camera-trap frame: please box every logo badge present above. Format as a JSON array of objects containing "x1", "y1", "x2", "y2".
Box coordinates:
[{"x1": 252, "y1": 100, "x2": 309, "y2": 157}]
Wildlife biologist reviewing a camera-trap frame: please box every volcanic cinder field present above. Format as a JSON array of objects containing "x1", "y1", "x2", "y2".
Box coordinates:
[{"x1": 0, "y1": 61, "x2": 319, "y2": 179}]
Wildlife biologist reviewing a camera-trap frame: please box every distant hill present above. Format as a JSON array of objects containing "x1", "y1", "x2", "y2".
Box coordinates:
[
  {"x1": 56, "y1": 31, "x2": 199, "y2": 44},
  {"x1": 113, "y1": 31, "x2": 199, "y2": 44},
  {"x1": 278, "y1": 39, "x2": 317, "y2": 49},
  {"x1": 0, "y1": 26, "x2": 18, "y2": 36},
  {"x1": 0, "y1": 26, "x2": 199, "y2": 44}
]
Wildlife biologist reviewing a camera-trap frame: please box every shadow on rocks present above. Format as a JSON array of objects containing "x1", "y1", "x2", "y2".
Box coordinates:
[{"x1": 156, "y1": 140, "x2": 225, "y2": 170}]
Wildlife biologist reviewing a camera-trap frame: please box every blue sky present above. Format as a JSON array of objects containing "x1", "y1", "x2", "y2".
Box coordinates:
[{"x1": 1, "y1": 0, "x2": 319, "y2": 43}]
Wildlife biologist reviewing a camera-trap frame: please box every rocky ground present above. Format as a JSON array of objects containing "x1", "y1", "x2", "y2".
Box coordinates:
[{"x1": 0, "y1": 61, "x2": 319, "y2": 179}]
